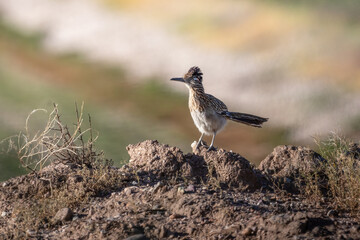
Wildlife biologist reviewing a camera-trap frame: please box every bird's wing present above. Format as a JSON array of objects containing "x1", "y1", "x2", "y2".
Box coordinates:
[{"x1": 206, "y1": 94, "x2": 228, "y2": 113}]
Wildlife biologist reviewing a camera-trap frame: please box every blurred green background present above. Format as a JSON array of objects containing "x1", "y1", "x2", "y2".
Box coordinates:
[{"x1": 0, "y1": 0, "x2": 359, "y2": 181}]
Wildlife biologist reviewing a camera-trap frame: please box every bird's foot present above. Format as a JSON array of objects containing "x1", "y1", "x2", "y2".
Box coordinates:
[
  {"x1": 195, "y1": 140, "x2": 206, "y2": 149},
  {"x1": 206, "y1": 146, "x2": 216, "y2": 152}
]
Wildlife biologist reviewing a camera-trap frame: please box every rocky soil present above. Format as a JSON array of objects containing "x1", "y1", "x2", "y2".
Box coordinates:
[{"x1": 0, "y1": 140, "x2": 359, "y2": 239}]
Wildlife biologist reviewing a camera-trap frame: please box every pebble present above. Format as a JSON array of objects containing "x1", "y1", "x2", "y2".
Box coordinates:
[
  {"x1": 169, "y1": 213, "x2": 182, "y2": 219},
  {"x1": 123, "y1": 234, "x2": 148, "y2": 240},
  {"x1": 53, "y1": 208, "x2": 73, "y2": 222},
  {"x1": 152, "y1": 204, "x2": 162, "y2": 211},
  {"x1": 177, "y1": 187, "x2": 185, "y2": 194},
  {"x1": 191, "y1": 141, "x2": 197, "y2": 149},
  {"x1": 2, "y1": 182, "x2": 7, "y2": 187},
  {"x1": 185, "y1": 184, "x2": 195, "y2": 193},
  {"x1": 26, "y1": 230, "x2": 36, "y2": 236},
  {"x1": 124, "y1": 187, "x2": 134, "y2": 196},
  {"x1": 1, "y1": 211, "x2": 9, "y2": 217}
]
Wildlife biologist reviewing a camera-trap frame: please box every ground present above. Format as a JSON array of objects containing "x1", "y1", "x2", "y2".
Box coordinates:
[{"x1": 0, "y1": 140, "x2": 359, "y2": 239}]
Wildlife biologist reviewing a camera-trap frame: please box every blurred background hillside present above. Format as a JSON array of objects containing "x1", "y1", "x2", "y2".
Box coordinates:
[{"x1": 0, "y1": 0, "x2": 359, "y2": 181}]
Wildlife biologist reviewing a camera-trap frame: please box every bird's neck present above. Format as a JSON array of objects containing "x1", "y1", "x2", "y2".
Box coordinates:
[
  {"x1": 188, "y1": 84, "x2": 207, "y2": 111},
  {"x1": 189, "y1": 83, "x2": 205, "y2": 96}
]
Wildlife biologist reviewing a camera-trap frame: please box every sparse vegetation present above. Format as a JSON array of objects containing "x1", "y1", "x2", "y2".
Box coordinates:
[
  {"x1": 1, "y1": 104, "x2": 130, "y2": 238},
  {"x1": 299, "y1": 133, "x2": 360, "y2": 215},
  {"x1": 2, "y1": 103, "x2": 100, "y2": 171}
]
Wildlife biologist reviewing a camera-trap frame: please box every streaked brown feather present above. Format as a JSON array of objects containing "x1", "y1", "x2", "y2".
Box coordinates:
[{"x1": 206, "y1": 94, "x2": 228, "y2": 113}]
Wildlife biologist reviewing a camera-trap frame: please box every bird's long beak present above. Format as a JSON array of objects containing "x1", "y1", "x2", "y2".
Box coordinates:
[{"x1": 170, "y1": 77, "x2": 185, "y2": 83}]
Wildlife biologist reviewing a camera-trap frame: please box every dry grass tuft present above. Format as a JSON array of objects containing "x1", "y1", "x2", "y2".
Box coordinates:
[
  {"x1": 2, "y1": 103, "x2": 101, "y2": 171},
  {"x1": 1, "y1": 104, "x2": 129, "y2": 238},
  {"x1": 301, "y1": 133, "x2": 360, "y2": 215}
]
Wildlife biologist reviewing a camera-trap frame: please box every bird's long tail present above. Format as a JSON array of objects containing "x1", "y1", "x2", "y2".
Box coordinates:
[{"x1": 220, "y1": 111, "x2": 268, "y2": 128}]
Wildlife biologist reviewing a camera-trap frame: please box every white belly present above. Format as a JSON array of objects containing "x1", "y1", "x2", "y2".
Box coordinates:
[{"x1": 190, "y1": 109, "x2": 227, "y2": 135}]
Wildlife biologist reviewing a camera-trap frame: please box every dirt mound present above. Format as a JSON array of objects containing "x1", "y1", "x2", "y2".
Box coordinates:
[
  {"x1": 259, "y1": 145, "x2": 323, "y2": 178},
  {"x1": 190, "y1": 147, "x2": 261, "y2": 190},
  {"x1": 1, "y1": 140, "x2": 359, "y2": 239},
  {"x1": 127, "y1": 140, "x2": 260, "y2": 190},
  {"x1": 127, "y1": 140, "x2": 185, "y2": 179},
  {"x1": 258, "y1": 145, "x2": 324, "y2": 192}
]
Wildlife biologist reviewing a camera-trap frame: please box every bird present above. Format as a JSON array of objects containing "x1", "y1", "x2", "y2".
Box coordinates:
[{"x1": 171, "y1": 66, "x2": 268, "y2": 151}]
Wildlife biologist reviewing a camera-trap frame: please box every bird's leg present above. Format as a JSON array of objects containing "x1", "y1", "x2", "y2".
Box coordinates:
[
  {"x1": 207, "y1": 133, "x2": 216, "y2": 151},
  {"x1": 195, "y1": 133, "x2": 204, "y2": 149}
]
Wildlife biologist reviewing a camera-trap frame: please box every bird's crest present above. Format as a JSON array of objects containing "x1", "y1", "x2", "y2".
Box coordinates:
[{"x1": 185, "y1": 66, "x2": 203, "y2": 82}]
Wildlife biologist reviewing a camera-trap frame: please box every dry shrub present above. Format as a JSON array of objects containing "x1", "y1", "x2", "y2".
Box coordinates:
[
  {"x1": 298, "y1": 167, "x2": 324, "y2": 201},
  {"x1": 2, "y1": 103, "x2": 100, "y2": 172},
  {"x1": 301, "y1": 133, "x2": 360, "y2": 214},
  {"x1": 1, "y1": 103, "x2": 128, "y2": 238}
]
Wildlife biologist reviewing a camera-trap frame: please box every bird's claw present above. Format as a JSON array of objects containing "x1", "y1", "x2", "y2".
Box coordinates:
[
  {"x1": 206, "y1": 146, "x2": 216, "y2": 152},
  {"x1": 195, "y1": 140, "x2": 205, "y2": 149}
]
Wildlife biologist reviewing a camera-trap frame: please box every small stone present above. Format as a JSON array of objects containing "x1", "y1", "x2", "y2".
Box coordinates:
[
  {"x1": 1, "y1": 211, "x2": 9, "y2": 217},
  {"x1": 54, "y1": 208, "x2": 73, "y2": 222},
  {"x1": 185, "y1": 184, "x2": 195, "y2": 193},
  {"x1": 152, "y1": 204, "x2": 161, "y2": 210},
  {"x1": 123, "y1": 234, "x2": 148, "y2": 240},
  {"x1": 2, "y1": 182, "x2": 7, "y2": 187},
  {"x1": 169, "y1": 213, "x2": 182, "y2": 219},
  {"x1": 124, "y1": 187, "x2": 133, "y2": 196},
  {"x1": 26, "y1": 230, "x2": 36, "y2": 236},
  {"x1": 131, "y1": 181, "x2": 138, "y2": 185},
  {"x1": 177, "y1": 187, "x2": 185, "y2": 194},
  {"x1": 191, "y1": 141, "x2": 197, "y2": 149}
]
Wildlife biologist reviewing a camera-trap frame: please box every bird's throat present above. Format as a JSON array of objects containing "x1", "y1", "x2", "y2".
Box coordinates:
[{"x1": 189, "y1": 88, "x2": 206, "y2": 112}]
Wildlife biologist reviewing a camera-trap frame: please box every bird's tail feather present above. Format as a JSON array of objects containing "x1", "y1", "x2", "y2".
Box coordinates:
[{"x1": 220, "y1": 111, "x2": 268, "y2": 128}]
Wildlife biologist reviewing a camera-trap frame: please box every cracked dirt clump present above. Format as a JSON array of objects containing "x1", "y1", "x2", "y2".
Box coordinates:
[
  {"x1": 258, "y1": 145, "x2": 325, "y2": 191},
  {"x1": 190, "y1": 147, "x2": 261, "y2": 190},
  {"x1": 259, "y1": 145, "x2": 324, "y2": 178},
  {"x1": 126, "y1": 140, "x2": 185, "y2": 179},
  {"x1": 127, "y1": 140, "x2": 260, "y2": 190}
]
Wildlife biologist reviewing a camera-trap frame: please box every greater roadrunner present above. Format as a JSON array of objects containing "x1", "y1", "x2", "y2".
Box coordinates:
[{"x1": 171, "y1": 66, "x2": 268, "y2": 151}]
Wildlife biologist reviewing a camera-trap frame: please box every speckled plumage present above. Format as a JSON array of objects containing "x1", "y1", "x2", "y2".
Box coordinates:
[{"x1": 171, "y1": 66, "x2": 268, "y2": 151}]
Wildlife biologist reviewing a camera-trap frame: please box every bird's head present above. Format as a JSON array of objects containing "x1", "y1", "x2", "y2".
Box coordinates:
[{"x1": 171, "y1": 66, "x2": 203, "y2": 89}]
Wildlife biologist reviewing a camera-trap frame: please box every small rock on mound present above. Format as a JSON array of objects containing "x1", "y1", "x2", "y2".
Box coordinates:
[
  {"x1": 259, "y1": 145, "x2": 323, "y2": 179},
  {"x1": 195, "y1": 147, "x2": 261, "y2": 191},
  {"x1": 126, "y1": 140, "x2": 185, "y2": 178}
]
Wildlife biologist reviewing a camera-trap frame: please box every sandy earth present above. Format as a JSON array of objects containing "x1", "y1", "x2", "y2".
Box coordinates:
[{"x1": 0, "y1": 0, "x2": 359, "y2": 140}]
